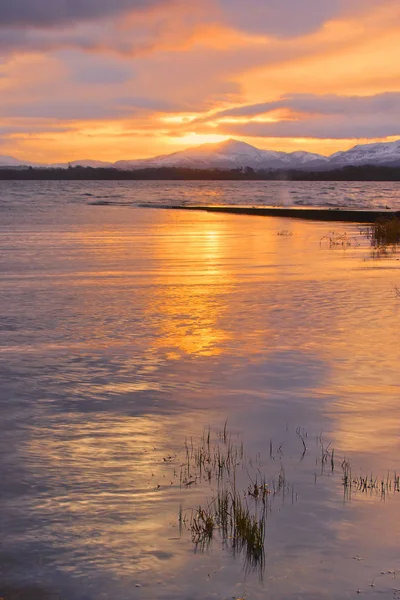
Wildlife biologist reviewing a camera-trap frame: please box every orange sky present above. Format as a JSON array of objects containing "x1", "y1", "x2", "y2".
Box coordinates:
[{"x1": 0, "y1": 0, "x2": 399, "y2": 162}]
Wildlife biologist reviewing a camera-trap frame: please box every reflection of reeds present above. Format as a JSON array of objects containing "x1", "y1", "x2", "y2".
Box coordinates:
[
  {"x1": 320, "y1": 232, "x2": 359, "y2": 248},
  {"x1": 231, "y1": 491, "x2": 265, "y2": 571},
  {"x1": 342, "y1": 459, "x2": 400, "y2": 500}
]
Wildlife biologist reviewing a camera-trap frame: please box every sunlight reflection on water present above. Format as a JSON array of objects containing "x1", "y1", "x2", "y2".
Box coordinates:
[{"x1": 1, "y1": 192, "x2": 400, "y2": 600}]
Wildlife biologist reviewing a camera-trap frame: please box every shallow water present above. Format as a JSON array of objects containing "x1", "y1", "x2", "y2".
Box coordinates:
[{"x1": 1, "y1": 182, "x2": 400, "y2": 600}]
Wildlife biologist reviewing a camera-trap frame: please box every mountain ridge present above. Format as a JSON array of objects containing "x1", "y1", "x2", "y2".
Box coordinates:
[{"x1": 2, "y1": 138, "x2": 400, "y2": 171}]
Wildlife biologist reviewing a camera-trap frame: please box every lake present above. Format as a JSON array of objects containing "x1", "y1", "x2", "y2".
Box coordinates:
[{"x1": 1, "y1": 180, "x2": 400, "y2": 600}]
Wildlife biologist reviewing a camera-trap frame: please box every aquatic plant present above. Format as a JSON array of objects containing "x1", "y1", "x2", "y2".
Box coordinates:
[
  {"x1": 190, "y1": 505, "x2": 215, "y2": 547},
  {"x1": 177, "y1": 425, "x2": 289, "y2": 575},
  {"x1": 369, "y1": 217, "x2": 400, "y2": 247},
  {"x1": 341, "y1": 459, "x2": 400, "y2": 500},
  {"x1": 172, "y1": 424, "x2": 400, "y2": 578},
  {"x1": 320, "y1": 231, "x2": 359, "y2": 248}
]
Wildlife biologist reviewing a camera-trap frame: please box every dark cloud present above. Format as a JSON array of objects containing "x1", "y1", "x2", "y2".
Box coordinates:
[
  {"x1": 0, "y1": 0, "x2": 170, "y2": 28},
  {"x1": 0, "y1": 0, "x2": 392, "y2": 62},
  {"x1": 1, "y1": 0, "x2": 365, "y2": 34},
  {"x1": 0, "y1": 2, "x2": 192, "y2": 57},
  {"x1": 0, "y1": 20, "x2": 163, "y2": 57}
]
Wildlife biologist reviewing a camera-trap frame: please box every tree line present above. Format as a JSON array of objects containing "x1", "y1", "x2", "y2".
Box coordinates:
[{"x1": 0, "y1": 164, "x2": 400, "y2": 181}]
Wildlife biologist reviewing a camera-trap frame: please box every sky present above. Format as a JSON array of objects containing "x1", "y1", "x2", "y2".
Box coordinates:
[{"x1": 0, "y1": 0, "x2": 399, "y2": 162}]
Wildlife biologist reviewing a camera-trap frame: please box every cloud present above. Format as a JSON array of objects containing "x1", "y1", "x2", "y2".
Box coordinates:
[
  {"x1": 277, "y1": 92, "x2": 400, "y2": 116},
  {"x1": 211, "y1": 92, "x2": 400, "y2": 120},
  {"x1": 70, "y1": 61, "x2": 134, "y2": 86},
  {"x1": 116, "y1": 97, "x2": 184, "y2": 112},
  {"x1": 0, "y1": 95, "x2": 182, "y2": 121},
  {"x1": 218, "y1": 118, "x2": 400, "y2": 140},
  {"x1": 0, "y1": 0, "x2": 349, "y2": 35},
  {"x1": 1, "y1": 0, "x2": 381, "y2": 39},
  {"x1": 0, "y1": 123, "x2": 73, "y2": 136},
  {"x1": 208, "y1": 101, "x2": 282, "y2": 119},
  {"x1": 0, "y1": 0, "x2": 392, "y2": 58},
  {"x1": 217, "y1": 0, "x2": 385, "y2": 38},
  {"x1": 0, "y1": 1, "x2": 211, "y2": 58},
  {"x1": 0, "y1": 0, "x2": 171, "y2": 27},
  {"x1": 218, "y1": 0, "x2": 341, "y2": 37},
  {"x1": 0, "y1": 0, "x2": 399, "y2": 161},
  {"x1": 0, "y1": 45, "x2": 241, "y2": 126},
  {"x1": 207, "y1": 92, "x2": 400, "y2": 139}
]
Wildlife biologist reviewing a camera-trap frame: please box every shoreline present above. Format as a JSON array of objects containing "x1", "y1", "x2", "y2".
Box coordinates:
[{"x1": 163, "y1": 205, "x2": 400, "y2": 223}]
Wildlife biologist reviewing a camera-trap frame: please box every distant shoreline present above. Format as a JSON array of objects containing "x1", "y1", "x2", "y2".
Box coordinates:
[{"x1": 0, "y1": 165, "x2": 400, "y2": 181}]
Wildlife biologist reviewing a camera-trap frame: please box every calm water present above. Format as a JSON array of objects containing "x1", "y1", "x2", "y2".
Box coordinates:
[{"x1": 1, "y1": 180, "x2": 400, "y2": 600}]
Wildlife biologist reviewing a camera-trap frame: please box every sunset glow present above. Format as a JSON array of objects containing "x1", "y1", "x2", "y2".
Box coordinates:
[{"x1": 0, "y1": 1, "x2": 399, "y2": 162}]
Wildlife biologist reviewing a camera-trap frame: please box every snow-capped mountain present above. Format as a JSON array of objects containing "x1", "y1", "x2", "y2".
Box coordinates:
[
  {"x1": 329, "y1": 139, "x2": 400, "y2": 168},
  {"x1": 1, "y1": 138, "x2": 400, "y2": 171},
  {"x1": 114, "y1": 140, "x2": 329, "y2": 171}
]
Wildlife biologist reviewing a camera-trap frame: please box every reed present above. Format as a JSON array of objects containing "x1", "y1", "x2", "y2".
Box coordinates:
[
  {"x1": 178, "y1": 425, "x2": 284, "y2": 575},
  {"x1": 175, "y1": 423, "x2": 400, "y2": 577},
  {"x1": 320, "y1": 231, "x2": 359, "y2": 248},
  {"x1": 369, "y1": 217, "x2": 400, "y2": 247},
  {"x1": 341, "y1": 459, "x2": 400, "y2": 499}
]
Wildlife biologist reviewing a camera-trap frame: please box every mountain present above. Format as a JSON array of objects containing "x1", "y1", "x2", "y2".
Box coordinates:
[
  {"x1": 2, "y1": 138, "x2": 400, "y2": 171},
  {"x1": 0, "y1": 155, "x2": 35, "y2": 168},
  {"x1": 329, "y1": 139, "x2": 400, "y2": 168},
  {"x1": 114, "y1": 139, "x2": 329, "y2": 171},
  {"x1": 0, "y1": 156, "x2": 113, "y2": 169}
]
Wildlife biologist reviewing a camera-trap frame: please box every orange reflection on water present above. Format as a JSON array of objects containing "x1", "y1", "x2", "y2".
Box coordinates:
[
  {"x1": 62, "y1": 209, "x2": 400, "y2": 458},
  {"x1": 147, "y1": 216, "x2": 234, "y2": 357},
  {"x1": 12, "y1": 206, "x2": 400, "y2": 597}
]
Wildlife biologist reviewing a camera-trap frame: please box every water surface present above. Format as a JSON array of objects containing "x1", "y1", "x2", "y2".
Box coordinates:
[{"x1": 1, "y1": 181, "x2": 400, "y2": 600}]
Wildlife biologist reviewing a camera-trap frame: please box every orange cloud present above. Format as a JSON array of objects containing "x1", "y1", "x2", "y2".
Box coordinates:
[{"x1": 0, "y1": 0, "x2": 399, "y2": 161}]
